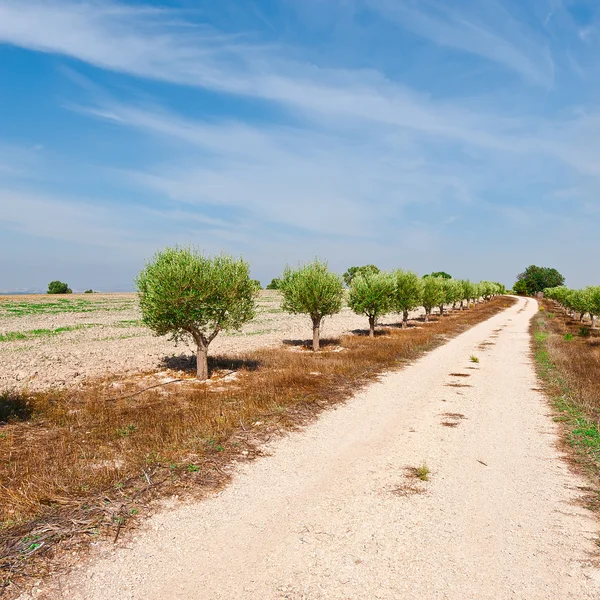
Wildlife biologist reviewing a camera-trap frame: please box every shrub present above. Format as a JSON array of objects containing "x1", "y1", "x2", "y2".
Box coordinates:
[
  {"x1": 391, "y1": 270, "x2": 423, "y2": 328},
  {"x1": 47, "y1": 281, "x2": 72, "y2": 294},
  {"x1": 348, "y1": 271, "x2": 394, "y2": 337},
  {"x1": 343, "y1": 265, "x2": 380, "y2": 287},
  {"x1": 135, "y1": 247, "x2": 258, "y2": 380},
  {"x1": 280, "y1": 259, "x2": 344, "y2": 351}
]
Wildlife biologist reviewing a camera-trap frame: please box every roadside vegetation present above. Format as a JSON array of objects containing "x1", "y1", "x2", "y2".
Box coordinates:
[{"x1": 532, "y1": 296, "x2": 600, "y2": 513}]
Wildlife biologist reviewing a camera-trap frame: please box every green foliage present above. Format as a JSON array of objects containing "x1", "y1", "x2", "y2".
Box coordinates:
[
  {"x1": 348, "y1": 271, "x2": 394, "y2": 335},
  {"x1": 513, "y1": 279, "x2": 528, "y2": 295},
  {"x1": 442, "y1": 278, "x2": 462, "y2": 306},
  {"x1": 266, "y1": 277, "x2": 282, "y2": 290},
  {"x1": 545, "y1": 285, "x2": 600, "y2": 325},
  {"x1": 47, "y1": 281, "x2": 72, "y2": 294},
  {"x1": 135, "y1": 247, "x2": 258, "y2": 378},
  {"x1": 343, "y1": 264, "x2": 380, "y2": 287},
  {"x1": 84, "y1": 289, "x2": 94, "y2": 294},
  {"x1": 280, "y1": 259, "x2": 343, "y2": 350},
  {"x1": 391, "y1": 270, "x2": 422, "y2": 311},
  {"x1": 280, "y1": 259, "x2": 343, "y2": 322},
  {"x1": 423, "y1": 271, "x2": 452, "y2": 279},
  {"x1": 421, "y1": 276, "x2": 445, "y2": 315},
  {"x1": 515, "y1": 265, "x2": 565, "y2": 295},
  {"x1": 251, "y1": 279, "x2": 262, "y2": 291}
]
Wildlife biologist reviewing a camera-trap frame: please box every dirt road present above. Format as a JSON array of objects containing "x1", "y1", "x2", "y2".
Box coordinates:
[{"x1": 62, "y1": 296, "x2": 600, "y2": 599}]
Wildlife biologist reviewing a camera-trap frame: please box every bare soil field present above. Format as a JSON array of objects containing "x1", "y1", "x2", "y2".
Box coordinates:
[{"x1": 0, "y1": 292, "x2": 414, "y2": 392}]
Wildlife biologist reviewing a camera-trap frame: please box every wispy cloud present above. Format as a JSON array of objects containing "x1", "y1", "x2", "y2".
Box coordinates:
[{"x1": 367, "y1": 0, "x2": 555, "y2": 87}]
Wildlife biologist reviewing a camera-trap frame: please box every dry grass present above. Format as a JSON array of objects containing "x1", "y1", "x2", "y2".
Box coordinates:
[
  {"x1": 0, "y1": 297, "x2": 514, "y2": 593},
  {"x1": 536, "y1": 300, "x2": 600, "y2": 424},
  {"x1": 532, "y1": 299, "x2": 600, "y2": 514}
]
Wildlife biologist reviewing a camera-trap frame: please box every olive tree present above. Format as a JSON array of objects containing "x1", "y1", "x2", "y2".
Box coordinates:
[
  {"x1": 589, "y1": 286, "x2": 600, "y2": 328},
  {"x1": 391, "y1": 270, "x2": 423, "y2": 329},
  {"x1": 422, "y1": 276, "x2": 445, "y2": 321},
  {"x1": 348, "y1": 271, "x2": 394, "y2": 337},
  {"x1": 439, "y1": 279, "x2": 462, "y2": 316},
  {"x1": 280, "y1": 259, "x2": 343, "y2": 351},
  {"x1": 459, "y1": 280, "x2": 474, "y2": 309},
  {"x1": 135, "y1": 247, "x2": 258, "y2": 380}
]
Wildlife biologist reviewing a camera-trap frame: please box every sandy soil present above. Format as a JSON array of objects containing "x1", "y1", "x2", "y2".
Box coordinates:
[
  {"x1": 47, "y1": 296, "x2": 600, "y2": 599},
  {"x1": 1, "y1": 292, "x2": 415, "y2": 391}
]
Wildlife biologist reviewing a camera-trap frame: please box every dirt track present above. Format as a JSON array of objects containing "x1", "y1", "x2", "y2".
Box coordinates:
[{"x1": 56, "y1": 297, "x2": 600, "y2": 599}]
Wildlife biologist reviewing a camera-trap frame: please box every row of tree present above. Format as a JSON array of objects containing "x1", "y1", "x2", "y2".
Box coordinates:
[
  {"x1": 544, "y1": 286, "x2": 600, "y2": 328},
  {"x1": 347, "y1": 271, "x2": 504, "y2": 338},
  {"x1": 136, "y1": 248, "x2": 505, "y2": 380}
]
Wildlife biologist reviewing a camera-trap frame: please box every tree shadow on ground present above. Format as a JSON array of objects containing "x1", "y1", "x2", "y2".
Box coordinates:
[
  {"x1": 0, "y1": 391, "x2": 33, "y2": 423},
  {"x1": 283, "y1": 337, "x2": 341, "y2": 348},
  {"x1": 160, "y1": 353, "x2": 261, "y2": 375},
  {"x1": 378, "y1": 320, "x2": 420, "y2": 329},
  {"x1": 350, "y1": 328, "x2": 391, "y2": 337}
]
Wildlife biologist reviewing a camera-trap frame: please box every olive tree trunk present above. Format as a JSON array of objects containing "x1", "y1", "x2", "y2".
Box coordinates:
[
  {"x1": 438, "y1": 304, "x2": 444, "y2": 316},
  {"x1": 312, "y1": 317, "x2": 321, "y2": 351},
  {"x1": 196, "y1": 343, "x2": 208, "y2": 380},
  {"x1": 368, "y1": 315, "x2": 375, "y2": 337},
  {"x1": 424, "y1": 308, "x2": 430, "y2": 323},
  {"x1": 402, "y1": 310, "x2": 409, "y2": 329}
]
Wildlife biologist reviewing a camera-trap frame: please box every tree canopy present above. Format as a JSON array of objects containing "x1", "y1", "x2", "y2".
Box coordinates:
[
  {"x1": 515, "y1": 265, "x2": 565, "y2": 295},
  {"x1": 280, "y1": 259, "x2": 344, "y2": 351},
  {"x1": 343, "y1": 264, "x2": 380, "y2": 287},
  {"x1": 47, "y1": 281, "x2": 72, "y2": 294},
  {"x1": 348, "y1": 271, "x2": 394, "y2": 337},
  {"x1": 135, "y1": 247, "x2": 257, "y2": 379}
]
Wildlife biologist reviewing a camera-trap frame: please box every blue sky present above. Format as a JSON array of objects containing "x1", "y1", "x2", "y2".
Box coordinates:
[{"x1": 0, "y1": 0, "x2": 599, "y2": 291}]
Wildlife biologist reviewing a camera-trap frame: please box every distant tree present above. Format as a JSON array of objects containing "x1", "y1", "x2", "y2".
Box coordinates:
[
  {"x1": 47, "y1": 281, "x2": 72, "y2": 294},
  {"x1": 280, "y1": 259, "x2": 344, "y2": 351},
  {"x1": 459, "y1": 280, "x2": 474, "y2": 309},
  {"x1": 84, "y1": 289, "x2": 94, "y2": 294},
  {"x1": 421, "y1": 277, "x2": 445, "y2": 321},
  {"x1": 515, "y1": 265, "x2": 565, "y2": 296},
  {"x1": 589, "y1": 287, "x2": 600, "y2": 329},
  {"x1": 440, "y1": 278, "x2": 462, "y2": 315},
  {"x1": 251, "y1": 279, "x2": 262, "y2": 290},
  {"x1": 343, "y1": 264, "x2": 380, "y2": 287},
  {"x1": 513, "y1": 279, "x2": 528, "y2": 295},
  {"x1": 348, "y1": 271, "x2": 394, "y2": 337},
  {"x1": 423, "y1": 271, "x2": 452, "y2": 280},
  {"x1": 266, "y1": 278, "x2": 282, "y2": 290},
  {"x1": 135, "y1": 247, "x2": 258, "y2": 380},
  {"x1": 391, "y1": 270, "x2": 423, "y2": 328}
]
